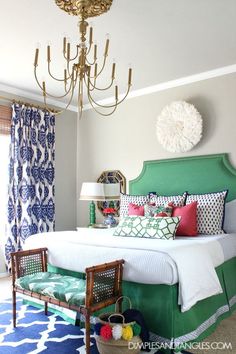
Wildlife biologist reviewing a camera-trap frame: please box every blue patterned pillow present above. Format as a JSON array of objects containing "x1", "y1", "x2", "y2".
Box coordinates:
[{"x1": 113, "y1": 216, "x2": 181, "y2": 240}]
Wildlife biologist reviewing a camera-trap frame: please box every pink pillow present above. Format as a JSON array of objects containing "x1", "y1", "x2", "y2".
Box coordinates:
[
  {"x1": 128, "y1": 203, "x2": 144, "y2": 216},
  {"x1": 172, "y1": 201, "x2": 198, "y2": 236}
]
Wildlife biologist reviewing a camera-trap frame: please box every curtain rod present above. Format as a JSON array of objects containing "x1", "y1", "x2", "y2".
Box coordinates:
[{"x1": 0, "y1": 95, "x2": 61, "y2": 115}]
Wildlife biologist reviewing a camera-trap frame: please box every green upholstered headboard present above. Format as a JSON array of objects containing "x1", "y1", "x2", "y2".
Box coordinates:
[{"x1": 129, "y1": 154, "x2": 236, "y2": 202}]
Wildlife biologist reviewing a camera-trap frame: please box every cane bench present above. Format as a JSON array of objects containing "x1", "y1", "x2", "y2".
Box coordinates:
[{"x1": 11, "y1": 247, "x2": 124, "y2": 354}]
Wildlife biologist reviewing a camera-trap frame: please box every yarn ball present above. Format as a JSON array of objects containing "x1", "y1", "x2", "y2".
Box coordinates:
[
  {"x1": 100, "y1": 324, "x2": 113, "y2": 341},
  {"x1": 112, "y1": 324, "x2": 123, "y2": 340},
  {"x1": 132, "y1": 323, "x2": 141, "y2": 336},
  {"x1": 94, "y1": 323, "x2": 102, "y2": 336},
  {"x1": 122, "y1": 325, "x2": 133, "y2": 341}
]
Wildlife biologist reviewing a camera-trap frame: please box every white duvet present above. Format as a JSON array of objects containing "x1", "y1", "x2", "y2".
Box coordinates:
[{"x1": 24, "y1": 228, "x2": 224, "y2": 312}]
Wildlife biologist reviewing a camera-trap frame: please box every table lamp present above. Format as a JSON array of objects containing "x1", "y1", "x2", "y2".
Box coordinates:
[
  {"x1": 80, "y1": 182, "x2": 105, "y2": 226},
  {"x1": 104, "y1": 183, "x2": 120, "y2": 202}
]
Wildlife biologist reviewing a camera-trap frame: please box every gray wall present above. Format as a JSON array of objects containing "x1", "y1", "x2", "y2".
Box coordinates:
[{"x1": 77, "y1": 73, "x2": 236, "y2": 226}]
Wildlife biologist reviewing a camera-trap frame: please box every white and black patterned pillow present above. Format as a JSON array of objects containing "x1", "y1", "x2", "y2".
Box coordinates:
[
  {"x1": 150, "y1": 192, "x2": 187, "y2": 207},
  {"x1": 186, "y1": 190, "x2": 228, "y2": 234},
  {"x1": 120, "y1": 193, "x2": 148, "y2": 218}
]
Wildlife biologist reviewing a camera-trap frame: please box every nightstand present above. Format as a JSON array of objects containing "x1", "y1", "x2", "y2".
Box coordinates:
[{"x1": 77, "y1": 224, "x2": 110, "y2": 230}]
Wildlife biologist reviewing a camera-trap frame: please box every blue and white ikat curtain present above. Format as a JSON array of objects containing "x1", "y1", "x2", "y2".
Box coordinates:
[{"x1": 5, "y1": 103, "x2": 55, "y2": 268}]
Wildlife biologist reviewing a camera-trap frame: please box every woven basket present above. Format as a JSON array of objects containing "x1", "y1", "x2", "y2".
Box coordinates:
[
  {"x1": 98, "y1": 296, "x2": 134, "y2": 327},
  {"x1": 96, "y1": 296, "x2": 142, "y2": 354},
  {"x1": 96, "y1": 335, "x2": 142, "y2": 354}
]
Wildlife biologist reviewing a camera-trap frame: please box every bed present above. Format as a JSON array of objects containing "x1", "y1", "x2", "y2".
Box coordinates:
[{"x1": 23, "y1": 153, "x2": 236, "y2": 353}]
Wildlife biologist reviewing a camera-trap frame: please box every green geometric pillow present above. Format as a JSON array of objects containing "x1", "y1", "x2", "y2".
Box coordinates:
[{"x1": 113, "y1": 216, "x2": 181, "y2": 240}]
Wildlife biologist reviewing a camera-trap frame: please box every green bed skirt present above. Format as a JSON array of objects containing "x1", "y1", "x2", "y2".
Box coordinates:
[{"x1": 46, "y1": 257, "x2": 236, "y2": 352}]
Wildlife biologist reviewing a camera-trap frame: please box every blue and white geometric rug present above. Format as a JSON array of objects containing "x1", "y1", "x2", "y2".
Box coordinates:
[
  {"x1": 0, "y1": 297, "x2": 99, "y2": 354},
  {"x1": 0, "y1": 298, "x2": 161, "y2": 354}
]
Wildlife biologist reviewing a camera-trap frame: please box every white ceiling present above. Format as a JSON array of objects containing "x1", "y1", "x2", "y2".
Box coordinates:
[{"x1": 0, "y1": 0, "x2": 236, "y2": 109}]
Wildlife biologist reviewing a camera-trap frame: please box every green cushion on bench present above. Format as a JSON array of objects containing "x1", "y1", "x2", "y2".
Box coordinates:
[{"x1": 15, "y1": 272, "x2": 86, "y2": 307}]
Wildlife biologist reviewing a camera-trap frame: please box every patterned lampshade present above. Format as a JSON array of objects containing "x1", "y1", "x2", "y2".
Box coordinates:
[{"x1": 80, "y1": 182, "x2": 106, "y2": 201}]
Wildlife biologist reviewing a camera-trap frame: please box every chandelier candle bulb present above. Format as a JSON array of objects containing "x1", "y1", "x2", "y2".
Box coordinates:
[
  {"x1": 47, "y1": 45, "x2": 51, "y2": 62},
  {"x1": 111, "y1": 62, "x2": 116, "y2": 79},
  {"x1": 34, "y1": 48, "x2": 39, "y2": 67},
  {"x1": 94, "y1": 63, "x2": 98, "y2": 78},
  {"x1": 89, "y1": 26, "x2": 93, "y2": 44},
  {"x1": 104, "y1": 38, "x2": 110, "y2": 57},
  {"x1": 94, "y1": 44, "x2": 97, "y2": 60},
  {"x1": 128, "y1": 68, "x2": 132, "y2": 86},
  {"x1": 42, "y1": 81, "x2": 46, "y2": 97},
  {"x1": 67, "y1": 42, "x2": 70, "y2": 60},
  {"x1": 63, "y1": 37, "x2": 67, "y2": 54}
]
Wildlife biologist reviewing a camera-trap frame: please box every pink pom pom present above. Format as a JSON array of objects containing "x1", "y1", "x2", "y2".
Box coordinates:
[{"x1": 100, "y1": 324, "x2": 112, "y2": 341}]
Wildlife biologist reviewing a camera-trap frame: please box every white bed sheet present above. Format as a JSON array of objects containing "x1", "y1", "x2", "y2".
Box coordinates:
[
  {"x1": 23, "y1": 228, "x2": 229, "y2": 286},
  {"x1": 24, "y1": 228, "x2": 236, "y2": 311}
]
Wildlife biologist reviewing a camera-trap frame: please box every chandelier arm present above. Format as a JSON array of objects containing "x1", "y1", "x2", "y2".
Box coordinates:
[
  {"x1": 85, "y1": 57, "x2": 97, "y2": 66},
  {"x1": 87, "y1": 84, "x2": 131, "y2": 109},
  {"x1": 64, "y1": 54, "x2": 78, "y2": 80},
  {"x1": 48, "y1": 63, "x2": 67, "y2": 82},
  {"x1": 84, "y1": 75, "x2": 114, "y2": 91},
  {"x1": 34, "y1": 67, "x2": 75, "y2": 99},
  {"x1": 42, "y1": 97, "x2": 63, "y2": 116},
  {"x1": 78, "y1": 78, "x2": 83, "y2": 110},
  {"x1": 34, "y1": 67, "x2": 45, "y2": 92},
  {"x1": 87, "y1": 55, "x2": 107, "y2": 80},
  {"x1": 63, "y1": 49, "x2": 79, "y2": 63},
  {"x1": 66, "y1": 60, "x2": 74, "y2": 80},
  {"x1": 42, "y1": 78, "x2": 77, "y2": 116},
  {"x1": 86, "y1": 43, "x2": 93, "y2": 56},
  {"x1": 68, "y1": 46, "x2": 80, "y2": 61},
  {"x1": 96, "y1": 57, "x2": 107, "y2": 77},
  {"x1": 87, "y1": 93, "x2": 118, "y2": 116},
  {"x1": 84, "y1": 67, "x2": 96, "y2": 92}
]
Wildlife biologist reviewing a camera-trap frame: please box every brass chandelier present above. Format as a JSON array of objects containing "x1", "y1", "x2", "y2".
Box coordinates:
[{"x1": 34, "y1": 0, "x2": 132, "y2": 117}]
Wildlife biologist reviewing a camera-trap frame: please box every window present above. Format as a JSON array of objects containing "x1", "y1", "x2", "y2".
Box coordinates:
[{"x1": 0, "y1": 105, "x2": 11, "y2": 135}]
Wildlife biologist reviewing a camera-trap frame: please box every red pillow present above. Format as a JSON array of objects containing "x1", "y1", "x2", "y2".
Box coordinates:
[
  {"x1": 128, "y1": 203, "x2": 144, "y2": 216},
  {"x1": 172, "y1": 201, "x2": 198, "y2": 236}
]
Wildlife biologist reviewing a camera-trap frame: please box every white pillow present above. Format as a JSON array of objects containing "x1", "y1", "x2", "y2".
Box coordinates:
[{"x1": 224, "y1": 199, "x2": 236, "y2": 234}]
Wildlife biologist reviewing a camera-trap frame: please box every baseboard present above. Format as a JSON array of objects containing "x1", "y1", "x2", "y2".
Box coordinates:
[{"x1": 0, "y1": 272, "x2": 8, "y2": 278}]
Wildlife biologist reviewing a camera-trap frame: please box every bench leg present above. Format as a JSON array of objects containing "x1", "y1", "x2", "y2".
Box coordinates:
[
  {"x1": 85, "y1": 312, "x2": 91, "y2": 354},
  {"x1": 12, "y1": 289, "x2": 16, "y2": 327},
  {"x1": 44, "y1": 301, "x2": 48, "y2": 315}
]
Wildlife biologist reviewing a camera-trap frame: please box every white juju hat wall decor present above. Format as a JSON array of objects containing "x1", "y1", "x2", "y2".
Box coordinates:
[{"x1": 156, "y1": 101, "x2": 202, "y2": 153}]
